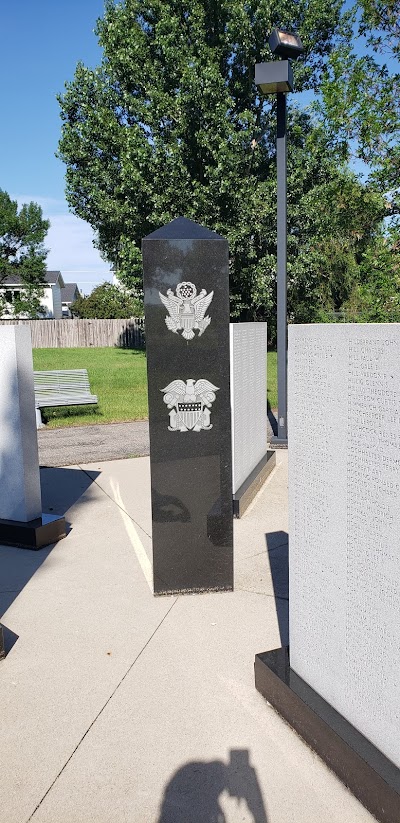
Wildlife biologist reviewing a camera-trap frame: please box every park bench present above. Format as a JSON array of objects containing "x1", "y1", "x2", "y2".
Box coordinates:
[{"x1": 34, "y1": 369, "x2": 98, "y2": 428}]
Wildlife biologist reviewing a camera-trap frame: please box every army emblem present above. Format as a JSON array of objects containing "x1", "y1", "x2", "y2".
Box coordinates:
[
  {"x1": 161, "y1": 379, "x2": 219, "y2": 432},
  {"x1": 159, "y1": 281, "x2": 213, "y2": 340}
]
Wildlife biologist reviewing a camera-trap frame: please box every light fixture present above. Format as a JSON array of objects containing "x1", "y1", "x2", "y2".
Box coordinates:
[
  {"x1": 268, "y1": 29, "x2": 304, "y2": 60},
  {"x1": 254, "y1": 61, "x2": 293, "y2": 94}
]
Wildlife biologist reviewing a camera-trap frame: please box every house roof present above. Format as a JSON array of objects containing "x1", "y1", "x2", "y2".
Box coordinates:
[
  {"x1": 61, "y1": 283, "x2": 80, "y2": 303},
  {"x1": 1, "y1": 270, "x2": 65, "y2": 288}
]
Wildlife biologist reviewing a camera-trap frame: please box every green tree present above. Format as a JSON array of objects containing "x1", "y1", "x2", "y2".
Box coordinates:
[
  {"x1": 59, "y1": 0, "x2": 400, "y2": 331},
  {"x1": 342, "y1": 224, "x2": 400, "y2": 322},
  {"x1": 71, "y1": 282, "x2": 143, "y2": 318},
  {"x1": 317, "y1": 2, "x2": 400, "y2": 193},
  {"x1": 314, "y1": 2, "x2": 400, "y2": 324},
  {"x1": 358, "y1": 0, "x2": 400, "y2": 57},
  {"x1": 0, "y1": 190, "x2": 49, "y2": 317},
  {"x1": 58, "y1": 0, "x2": 345, "y2": 323},
  {"x1": 287, "y1": 153, "x2": 390, "y2": 324}
]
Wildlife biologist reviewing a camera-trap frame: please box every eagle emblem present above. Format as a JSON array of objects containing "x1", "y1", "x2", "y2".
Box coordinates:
[
  {"x1": 159, "y1": 281, "x2": 213, "y2": 340},
  {"x1": 161, "y1": 378, "x2": 219, "y2": 432}
]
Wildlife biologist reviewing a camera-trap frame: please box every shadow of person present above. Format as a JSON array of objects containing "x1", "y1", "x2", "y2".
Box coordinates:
[{"x1": 157, "y1": 749, "x2": 268, "y2": 823}]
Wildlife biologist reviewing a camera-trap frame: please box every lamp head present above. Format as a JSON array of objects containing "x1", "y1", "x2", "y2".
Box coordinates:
[{"x1": 268, "y1": 29, "x2": 304, "y2": 60}]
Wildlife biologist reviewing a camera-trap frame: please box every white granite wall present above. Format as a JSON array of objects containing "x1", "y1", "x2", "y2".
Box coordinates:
[
  {"x1": 230, "y1": 322, "x2": 268, "y2": 493},
  {"x1": 0, "y1": 325, "x2": 41, "y2": 522},
  {"x1": 288, "y1": 323, "x2": 400, "y2": 768}
]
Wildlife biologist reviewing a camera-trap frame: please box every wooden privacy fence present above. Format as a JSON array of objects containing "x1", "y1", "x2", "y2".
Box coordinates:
[{"x1": 0, "y1": 318, "x2": 145, "y2": 349}]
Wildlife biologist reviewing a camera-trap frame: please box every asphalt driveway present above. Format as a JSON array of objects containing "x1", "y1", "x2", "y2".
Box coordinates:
[
  {"x1": 38, "y1": 420, "x2": 150, "y2": 466},
  {"x1": 38, "y1": 413, "x2": 278, "y2": 467}
]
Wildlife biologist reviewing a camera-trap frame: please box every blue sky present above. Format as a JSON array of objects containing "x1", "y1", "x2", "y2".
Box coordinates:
[
  {"x1": 1, "y1": 2, "x2": 396, "y2": 292},
  {"x1": 0, "y1": 0, "x2": 315, "y2": 296},
  {"x1": 0, "y1": 0, "x2": 110, "y2": 293}
]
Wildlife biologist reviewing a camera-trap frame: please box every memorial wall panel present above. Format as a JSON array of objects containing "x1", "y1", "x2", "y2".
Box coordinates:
[
  {"x1": 288, "y1": 324, "x2": 400, "y2": 769},
  {"x1": 230, "y1": 322, "x2": 268, "y2": 493}
]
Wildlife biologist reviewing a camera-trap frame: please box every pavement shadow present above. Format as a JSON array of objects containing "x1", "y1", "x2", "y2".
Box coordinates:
[
  {"x1": 157, "y1": 749, "x2": 268, "y2": 822},
  {"x1": 40, "y1": 466, "x2": 100, "y2": 525},
  {"x1": 0, "y1": 466, "x2": 99, "y2": 654},
  {"x1": 265, "y1": 531, "x2": 289, "y2": 648},
  {"x1": 267, "y1": 401, "x2": 278, "y2": 437}
]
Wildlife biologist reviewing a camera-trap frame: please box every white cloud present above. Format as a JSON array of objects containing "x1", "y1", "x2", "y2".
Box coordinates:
[
  {"x1": 14, "y1": 195, "x2": 68, "y2": 215},
  {"x1": 13, "y1": 195, "x2": 112, "y2": 293}
]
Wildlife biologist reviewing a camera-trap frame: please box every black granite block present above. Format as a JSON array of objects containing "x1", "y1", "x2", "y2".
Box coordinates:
[
  {"x1": 0, "y1": 625, "x2": 5, "y2": 661},
  {"x1": 0, "y1": 513, "x2": 66, "y2": 550},
  {"x1": 142, "y1": 218, "x2": 233, "y2": 595},
  {"x1": 255, "y1": 647, "x2": 400, "y2": 823},
  {"x1": 233, "y1": 451, "x2": 276, "y2": 518}
]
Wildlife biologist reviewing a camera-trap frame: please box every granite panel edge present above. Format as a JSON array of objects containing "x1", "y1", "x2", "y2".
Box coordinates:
[
  {"x1": 255, "y1": 647, "x2": 400, "y2": 823},
  {"x1": 233, "y1": 451, "x2": 276, "y2": 518}
]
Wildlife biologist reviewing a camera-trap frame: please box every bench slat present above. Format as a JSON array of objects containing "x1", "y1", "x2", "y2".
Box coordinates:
[
  {"x1": 33, "y1": 369, "x2": 98, "y2": 409},
  {"x1": 36, "y1": 398, "x2": 98, "y2": 407},
  {"x1": 34, "y1": 370, "x2": 89, "y2": 376}
]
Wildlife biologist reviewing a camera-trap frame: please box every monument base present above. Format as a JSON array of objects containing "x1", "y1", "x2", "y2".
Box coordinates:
[
  {"x1": 0, "y1": 513, "x2": 67, "y2": 550},
  {"x1": 255, "y1": 647, "x2": 400, "y2": 823},
  {"x1": 233, "y1": 451, "x2": 276, "y2": 518}
]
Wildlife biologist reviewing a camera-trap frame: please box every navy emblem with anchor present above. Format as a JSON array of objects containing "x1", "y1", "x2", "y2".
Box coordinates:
[{"x1": 161, "y1": 379, "x2": 219, "y2": 431}]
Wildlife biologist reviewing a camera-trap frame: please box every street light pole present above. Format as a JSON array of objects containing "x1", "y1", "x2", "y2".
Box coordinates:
[
  {"x1": 276, "y1": 91, "x2": 287, "y2": 443},
  {"x1": 255, "y1": 29, "x2": 304, "y2": 448}
]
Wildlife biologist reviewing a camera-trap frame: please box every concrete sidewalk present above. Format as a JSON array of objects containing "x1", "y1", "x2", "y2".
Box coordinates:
[{"x1": 0, "y1": 453, "x2": 374, "y2": 823}]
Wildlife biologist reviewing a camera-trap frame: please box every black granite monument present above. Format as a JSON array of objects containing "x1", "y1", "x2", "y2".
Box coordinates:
[{"x1": 142, "y1": 217, "x2": 233, "y2": 595}]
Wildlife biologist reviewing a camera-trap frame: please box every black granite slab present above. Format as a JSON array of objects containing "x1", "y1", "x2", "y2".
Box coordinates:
[
  {"x1": 0, "y1": 513, "x2": 66, "y2": 550},
  {"x1": 233, "y1": 451, "x2": 276, "y2": 518},
  {"x1": 142, "y1": 218, "x2": 233, "y2": 595},
  {"x1": 255, "y1": 647, "x2": 400, "y2": 823}
]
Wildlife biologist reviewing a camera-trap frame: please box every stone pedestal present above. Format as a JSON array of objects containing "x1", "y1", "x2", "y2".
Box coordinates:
[
  {"x1": 0, "y1": 326, "x2": 65, "y2": 550},
  {"x1": 0, "y1": 325, "x2": 42, "y2": 523},
  {"x1": 142, "y1": 217, "x2": 233, "y2": 595},
  {"x1": 255, "y1": 324, "x2": 400, "y2": 823}
]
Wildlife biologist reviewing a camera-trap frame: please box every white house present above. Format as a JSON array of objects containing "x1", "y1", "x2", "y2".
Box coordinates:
[
  {"x1": 0, "y1": 271, "x2": 65, "y2": 319},
  {"x1": 61, "y1": 282, "x2": 81, "y2": 317}
]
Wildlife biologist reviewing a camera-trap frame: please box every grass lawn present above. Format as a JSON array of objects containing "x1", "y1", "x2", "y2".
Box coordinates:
[
  {"x1": 267, "y1": 350, "x2": 277, "y2": 409},
  {"x1": 33, "y1": 348, "x2": 148, "y2": 428},
  {"x1": 33, "y1": 347, "x2": 278, "y2": 428}
]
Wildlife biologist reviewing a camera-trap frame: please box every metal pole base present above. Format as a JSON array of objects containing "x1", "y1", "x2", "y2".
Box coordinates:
[{"x1": 270, "y1": 436, "x2": 288, "y2": 449}]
